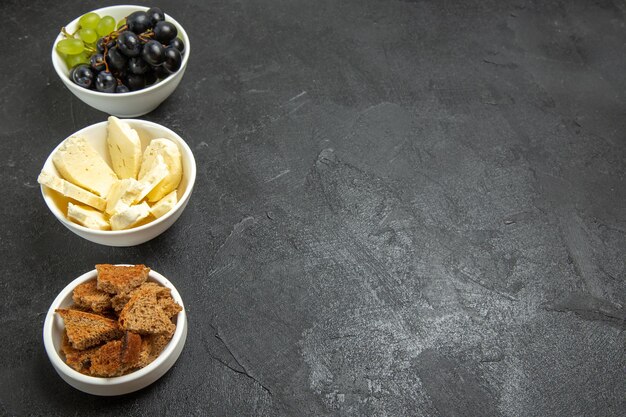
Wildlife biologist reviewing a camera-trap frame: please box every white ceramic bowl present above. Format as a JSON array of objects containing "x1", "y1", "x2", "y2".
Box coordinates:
[
  {"x1": 40, "y1": 119, "x2": 196, "y2": 247},
  {"x1": 43, "y1": 267, "x2": 187, "y2": 396},
  {"x1": 51, "y1": 5, "x2": 190, "y2": 117}
]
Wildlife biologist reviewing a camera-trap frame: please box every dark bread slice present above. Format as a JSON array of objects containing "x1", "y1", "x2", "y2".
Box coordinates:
[
  {"x1": 88, "y1": 332, "x2": 142, "y2": 377},
  {"x1": 136, "y1": 333, "x2": 172, "y2": 368},
  {"x1": 120, "y1": 331, "x2": 142, "y2": 367},
  {"x1": 65, "y1": 332, "x2": 142, "y2": 377},
  {"x1": 134, "y1": 282, "x2": 182, "y2": 318},
  {"x1": 111, "y1": 292, "x2": 131, "y2": 313},
  {"x1": 56, "y1": 308, "x2": 123, "y2": 350},
  {"x1": 111, "y1": 282, "x2": 182, "y2": 317},
  {"x1": 63, "y1": 330, "x2": 101, "y2": 374},
  {"x1": 61, "y1": 330, "x2": 80, "y2": 357},
  {"x1": 65, "y1": 346, "x2": 96, "y2": 374},
  {"x1": 86, "y1": 340, "x2": 123, "y2": 377},
  {"x1": 136, "y1": 282, "x2": 170, "y2": 296},
  {"x1": 158, "y1": 296, "x2": 182, "y2": 318},
  {"x1": 72, "y1": 279, "x2": 111, "y2": 313},
  {"x1": 118, "y1": 291, "x2": 175, "y2": 336},
  {"x1": 96, "y1": 264, "x2": 149, "y2": 295},
  {"x1": 111, "y1": 282, "x2": 171, "y2": 312}
]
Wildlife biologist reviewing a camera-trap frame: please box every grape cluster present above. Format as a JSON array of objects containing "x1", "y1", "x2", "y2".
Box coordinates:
[{"x1": 56, "y1": 7, "x2": 185, "y2": 94}]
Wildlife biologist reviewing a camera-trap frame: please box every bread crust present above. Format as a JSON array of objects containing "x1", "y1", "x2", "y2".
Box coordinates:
[{"x1": 96, "y1": 264, "x2": 149, "y2": 294}]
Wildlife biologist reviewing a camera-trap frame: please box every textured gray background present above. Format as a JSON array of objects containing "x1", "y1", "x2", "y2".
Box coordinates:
[{"x1": 1, "y1": 0, "x2": 625, "y2": 416}]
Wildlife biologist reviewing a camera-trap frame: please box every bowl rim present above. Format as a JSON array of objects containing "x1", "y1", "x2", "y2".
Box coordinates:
[
  {"x1": 43, "y1": 266, "x2": 186, "y2": 386},
  {"x1": 51, "y1": 4, "x2": 191, "y2": 97},
  {"x1": 39, "y1": 118, "x2": 197, "y2": 236}
]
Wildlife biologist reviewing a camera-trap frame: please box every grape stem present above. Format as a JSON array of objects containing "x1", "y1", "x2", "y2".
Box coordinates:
[
  {"x1": 102, "y1": 24, "x2": 129, "y2": 44},
  {"x1": 60, "y1": 27, "x2": 77, "y2": 39},
  {"x1": 103, "y1": 45, "x2": 111, "y2": 73}
]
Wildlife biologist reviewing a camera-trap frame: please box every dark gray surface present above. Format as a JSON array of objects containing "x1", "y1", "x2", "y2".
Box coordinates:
[{"x1": 1, "y1": 0, "x2": 625, "y2": 415}]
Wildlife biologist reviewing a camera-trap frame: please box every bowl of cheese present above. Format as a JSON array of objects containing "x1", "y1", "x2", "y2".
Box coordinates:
[{"x1": 38, "y1": 118, "x2": 196, "y2": 246}]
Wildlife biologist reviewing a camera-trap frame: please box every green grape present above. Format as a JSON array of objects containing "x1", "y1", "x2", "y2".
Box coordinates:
[
  {"x1": 56, "y1": 38, "x2": 84, "y2": 55},
  {"x1": 66, "y1": 51, "x2": 90, "y2": 68},
  {"x1": 117, "y1": 18, "x2": 126, "y2": 29},
  {"x1": 78, "y1": 28, "x2": 97, "y2": 44},
  {"x1": 96, "y1": 15, "x2": 116, "y2": 36},
  {"x1": 79, "y1": 12, "x2": 100, "y2": 30}
]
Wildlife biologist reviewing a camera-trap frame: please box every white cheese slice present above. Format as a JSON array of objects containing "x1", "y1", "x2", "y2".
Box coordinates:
[
  {"x1": 67, "y1": 203, "x2": 110, "y2": 230},
  {"x1": 52, "y1": 136, "x2": 118, "y2": 197},
  {"x1": 149, "y1": 190, "x2": 177, "y2": 219},
  {"x1": 109, "y1": 202, "x2": 151, "y2": 231},
  {"x1": 38, "y1": 171, "x2": 106, "y2": 211},
  {"x1": 138, "y1": 138, "x2": 182, "y2": 202},
  {"x1": 135, "y1": 154, "x2": 169, "y2": 203},
  {"x1": 107, "y1": 116, "x2": 142, "y2": 179},
  {"x1": 106, "y1": 178, "x2": 144, "y2": 216}
]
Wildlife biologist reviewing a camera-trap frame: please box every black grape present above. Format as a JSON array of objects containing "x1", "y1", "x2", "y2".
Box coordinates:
[
  {"x1": 96, "y1": 37, "x2": 115, "y2": 53},
  {"x1": 141, "y1": 40, "x2": 165, "y2": 66},
  {"x1": 154, "y1": 21, "x2": 177, "y2": 43},
  {"x1": 126, "y1": 73, "x2": 146, "y2": 91},
  {"x1": 154, "y1": 65, "x2": 171, "y2": 79},
  {"x1": 128, "y1": 57, "x2": 149, "y2": 75},
  {"x1": 147, "y1": 7, "x2": 165, "y2": 26},
  {"x1": 163, "y1": 47, "x2": 182, "y2": 73},
  {"x1": 71, "y1": 64, "x2": 94, "y2": 89},
  {"x1": 106, "y1": 46, "x2": 127, "y2": 72},
  {"x1": 145, "y1": 69, "x2": 157, "y2": 85},
  {"x1": 169, "y1": 38, "x2": 184, "y2": 53},
  {"x1": 117, "y1": 31, "x2": 142, "y2": 57},
  {"x1": 95, "y1": 71, "x2": 116, "y2": 93},
  {"x1": 90, "y1": 53, "x2": 106, "y2": 72},
  {"x1": 127, "y1": 11, "x2": 152, "y2": 34}
]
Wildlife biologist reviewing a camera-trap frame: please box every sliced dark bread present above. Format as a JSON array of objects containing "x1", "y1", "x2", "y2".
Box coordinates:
[
  {"x1": 96, "y1": 264, "x2": 149, "y2": 295},
  {"x1": 118, "y1": 291, "x2": 175, "y2": 336},
  {"x1": 111, "y1": 292, "x2": 131, "y2": 313},
  {"x1": 65, "y1": 332, "x2": 142, "y2": 377},
  {"x1": 56, "y1": 308, "x2": 123, "y2": 350},
  {"x1": 72, "y1": 279, "x2": 111, "y2": 313},
  {"x1": 136, "y1": 333, "x2": 172, "y2": 368},
  {"x1": 111, "y1": 282, "x2": 177, "y2": 313},
  {"x1": 133, "y1": 282, "x2": 181, "y2": 318},
  {"x1": 158, "y1": 296, "x2": 182, "y2": 318}
]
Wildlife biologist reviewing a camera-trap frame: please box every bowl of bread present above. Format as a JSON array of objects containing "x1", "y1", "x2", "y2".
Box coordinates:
[
  {"x1": 38, "y1": 117, "x2": 196, "y2": 247},
  {"x1": 43, "y1": 264, "x2": 187, "y2": 395}
]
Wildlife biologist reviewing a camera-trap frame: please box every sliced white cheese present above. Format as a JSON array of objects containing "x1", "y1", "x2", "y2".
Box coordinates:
[
  {"x1": 67, "y1": 203, "x2": 110, "y2": 230},
  {"x1": 149, "y1": 190, "x2": 177, "y2": 219},
  {"x1": 106, "y1": 178, "x2": 144, "y2": 216},
  {"x1": 109, "y1": 202, "x2": 151, "y2": 231},
  {"x1": 138, "y1": 138, "x2": 182, "y2": 202},
  {"x1": 38, "y1": 171, "x2": 106, "y2": 211},
  {"x1": 52, "y1": 136, "x2": 118, "y2": 197},
  {"x1": 135, "y1": 154, "x2": 169, "y2": 203},
  {"x1": 107, "y1": 116, "x2": 142, "y2": 179}
]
